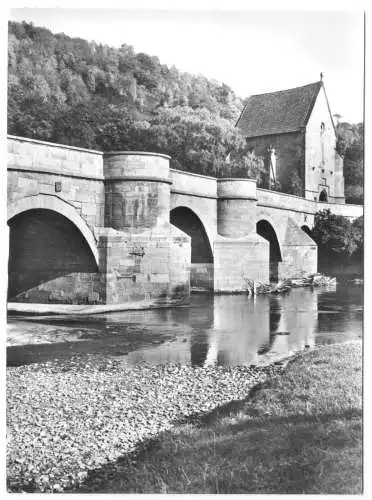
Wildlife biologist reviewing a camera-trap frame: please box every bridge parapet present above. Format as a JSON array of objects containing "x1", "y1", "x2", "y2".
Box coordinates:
[
  {"x1": 317, "y1": 202, "x2": 363, "y2": 220},
  {"x1": 257, "y1": 187, "x2": 363, "y2": 220},
  {"x1": 170, "y1": 169, "x2": 217, "y2": 198},
  {"x1": 7, "y1": 135, "x2": 103, "y2": 179},
  {"x1": 257, "y1": 188, "x2": 316, "y2": 215}
]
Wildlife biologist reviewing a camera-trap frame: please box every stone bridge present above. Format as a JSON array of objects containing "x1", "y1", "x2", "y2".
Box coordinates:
[{"x1": 7, "y1": 136, "x2": 363, "y2": 308}]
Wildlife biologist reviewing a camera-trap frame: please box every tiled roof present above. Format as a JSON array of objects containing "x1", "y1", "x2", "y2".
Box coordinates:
[{"x1": 236, "y1": 82, "x2": 322, "y2": 138}]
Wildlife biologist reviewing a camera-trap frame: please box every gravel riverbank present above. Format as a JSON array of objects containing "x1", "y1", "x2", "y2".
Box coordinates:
[{"x1": 7, "y1": 356, "x2": 282, "y2": 493}]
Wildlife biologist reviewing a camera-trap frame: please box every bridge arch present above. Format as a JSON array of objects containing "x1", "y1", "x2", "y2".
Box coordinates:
[
  {"x1": 170, "y1": 206, "x2": 213, "y2": 263},
  {"x1": 256, "y1": 219, "x2": 282, "y2": 283},
  {"x1": 7, "y1": 195, "x2": 100, "y2": 300},
  {"x1": 8, "y1": 194, "x2": 99, "y2": 266},
  {"x1": 170, "y1": 206, "x2": 214, "y2": 289}
]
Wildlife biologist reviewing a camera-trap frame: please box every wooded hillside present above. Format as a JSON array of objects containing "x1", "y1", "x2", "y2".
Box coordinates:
[
  {"x1": 8, "y1": 21, "x2": 259, "y2": 178},
  {"x1": 7, "y1": 21, "x2": 363, "y2": 200}
]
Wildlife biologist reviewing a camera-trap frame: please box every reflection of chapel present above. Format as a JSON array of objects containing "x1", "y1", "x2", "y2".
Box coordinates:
[{"x1": 236, "y1": 75, "x2": 345, "y2": 203}]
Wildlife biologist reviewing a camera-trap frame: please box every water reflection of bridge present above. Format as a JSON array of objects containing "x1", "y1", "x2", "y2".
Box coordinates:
[
  {"x1": 126, "y1": 289, "x2": 323, "y2": 367},
  {"x1": 200, "y1": 290, "x2": 318, "y2": 366}
]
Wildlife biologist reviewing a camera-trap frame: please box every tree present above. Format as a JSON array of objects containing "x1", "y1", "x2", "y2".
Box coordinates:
[
  {"x1": 141, "y1": 106, "x2": 264, "y2": 177},
  {"x1": 336, "y1": 122, "x2": 364, "y2": 204},
  {"x1": 351, "y1": 216, "x2": 364, "y2": 256},
  {"x1": 7, "y1": 86, "x2": 57, "y2": 140},
  {"x1": 311, "y1": 210, "x2": 361, "y2": 260}
]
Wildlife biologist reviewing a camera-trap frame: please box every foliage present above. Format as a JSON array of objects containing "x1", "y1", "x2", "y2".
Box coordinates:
[
  {"x1": 286, "y1": 170, "x2": 303, "y2": 197},
  {"x1": 351, "y1": 216, "x2": 364, "y2": 255},
  {"x1": 147, "y1": 107, "x2": 268, "y2": 178},
  {"x1": 8, "y1": 20, "x2": 267, "y2": 178},
  {"x1": 7, "y1": 20, "x2": 242, "y2": 132},
  {"x1": 336, "y1": 122, "x2": 364, "y2": 204},
  {"x1": 311, "y1": 210, "x2": 363, "y2": 259}
]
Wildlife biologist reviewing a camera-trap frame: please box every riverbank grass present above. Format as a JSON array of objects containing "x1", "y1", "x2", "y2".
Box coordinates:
[{"x1": 92, "y1": 341, "x2": 362, "y2": 494}]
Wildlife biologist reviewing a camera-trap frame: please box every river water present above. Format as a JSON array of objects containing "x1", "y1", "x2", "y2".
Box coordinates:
[{"x1": 7, "y1": 280, "x2": 363, "y2": 368}]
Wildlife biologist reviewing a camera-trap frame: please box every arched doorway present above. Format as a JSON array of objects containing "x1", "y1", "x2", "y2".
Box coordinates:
[
  {"x1": 170, "y1": 207, "x2": 213, "y2": 290},
  {"x1": 256, "y1": 220, "x2": 282, "y2": 283},
  {"x1": 8, "y1": 209, "x2": 98, "y2": 302},
  {"x1": 319, "y1": 189, "x2": 328, "y2": 202}
]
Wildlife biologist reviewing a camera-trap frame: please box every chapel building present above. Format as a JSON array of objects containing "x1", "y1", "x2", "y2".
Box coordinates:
[{"x1": 236, "y1": 76, "x2": 345, "y2": 203}]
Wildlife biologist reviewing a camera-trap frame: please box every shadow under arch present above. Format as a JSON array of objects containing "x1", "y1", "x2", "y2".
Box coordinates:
[
  {"x1": 301, "y1": 225, "x2": 316, "y2": 242},
  {"x1": 7, "y1": 198, "x2": 99, "y2": 300},
  {"x1": 256, "y1": 220, "x2": 282, "y2": 283},
  {"x1": 170, "y1": 206, "x2": 213, "y2": 290},
  {"x1": 8, "y1": 194, "x2": 99, "y2": 266}
]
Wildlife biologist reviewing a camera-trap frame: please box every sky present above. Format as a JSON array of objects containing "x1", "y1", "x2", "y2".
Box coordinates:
[{"x1": 8, "y1": 5, "x2": 365, "y2": 123}]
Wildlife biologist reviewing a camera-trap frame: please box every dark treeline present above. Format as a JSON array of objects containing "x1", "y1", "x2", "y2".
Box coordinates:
[
  {"x1": 311, "y1": 210, "x2": 363, "y2": 274},
  {"x1": 335, "y1": 122, "x2": 364, "y2": 204},
  {"x1": 8, "y1": 21, "x2": 363, "y2": 200}
]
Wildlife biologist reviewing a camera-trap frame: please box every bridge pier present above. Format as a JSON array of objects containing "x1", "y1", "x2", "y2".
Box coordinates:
[
  {"x1": 214, "y1": 179, "x2": 270, "y2": 292},
  {"x1": 94, "y1": 224, "x2": 190, "y2": 305},
  {"x1": 277, "y1": 218, "x2": 318, "y2": 281},
  {"x1": 95, "y1": 152, "x2": 191, "y2": 306}
]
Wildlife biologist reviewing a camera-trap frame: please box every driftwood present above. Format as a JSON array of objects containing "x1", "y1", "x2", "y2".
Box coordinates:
[{"x1": 242, "y1": 273, "x2": 336, "y2": 296}]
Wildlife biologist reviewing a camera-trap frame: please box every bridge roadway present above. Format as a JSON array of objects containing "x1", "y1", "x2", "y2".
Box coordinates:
[{"x1": 7, "y1": 135, "x2": 363, "y2": 308}]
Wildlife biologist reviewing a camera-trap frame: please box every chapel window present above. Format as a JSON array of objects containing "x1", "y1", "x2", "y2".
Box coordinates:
[{"x1": 320, "y1": 122, "x2": 325, "y2": 164}]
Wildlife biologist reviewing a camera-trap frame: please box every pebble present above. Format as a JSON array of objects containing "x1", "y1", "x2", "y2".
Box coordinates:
[{"x1": 7, "y1": 358, "x2": 282, "y2": 492}]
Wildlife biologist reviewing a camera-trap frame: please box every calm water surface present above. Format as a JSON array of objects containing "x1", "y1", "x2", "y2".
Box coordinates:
[{"x1": 7, "y1": 281, "x2": 363, "y2": 367}]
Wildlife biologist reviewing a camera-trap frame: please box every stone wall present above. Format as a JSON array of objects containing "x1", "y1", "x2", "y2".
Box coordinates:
[
  {"x1": 170, "y1": 169, "x2": 217, "y2": 198},
  {"x1": 8, "y1": 136, "x2": 105, "y2": 229},
  {"x1": 8, "y1": 171, "x2": 105, "y2": 229},
  {"x1": 217, "y1": 178, "x2": 257, "y2": 237},
  {"x1": 257, "y1": 188, "x2": 363, "y2": 224},
  {"x1": 305, "y1": 86, "x2": 345, "y2": 203},
  {"x1": 214, "y1": 235, "x2": 270, "y2": 292},
  {"x1": 104, "y1": 152, "x2": 172, "y2": 231},
  {"x1": 279, "y1": 245, "x2": 318, "y2": 279},
  {"x1": 7, "y1": 135, "x2": 104, "y2": 177},
  {"x1": 278, "y1": 218, "x2": 318, "y2": 279},
  {"x1": 96, "y1": 225, "x2": 191, "y2": 306}
]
